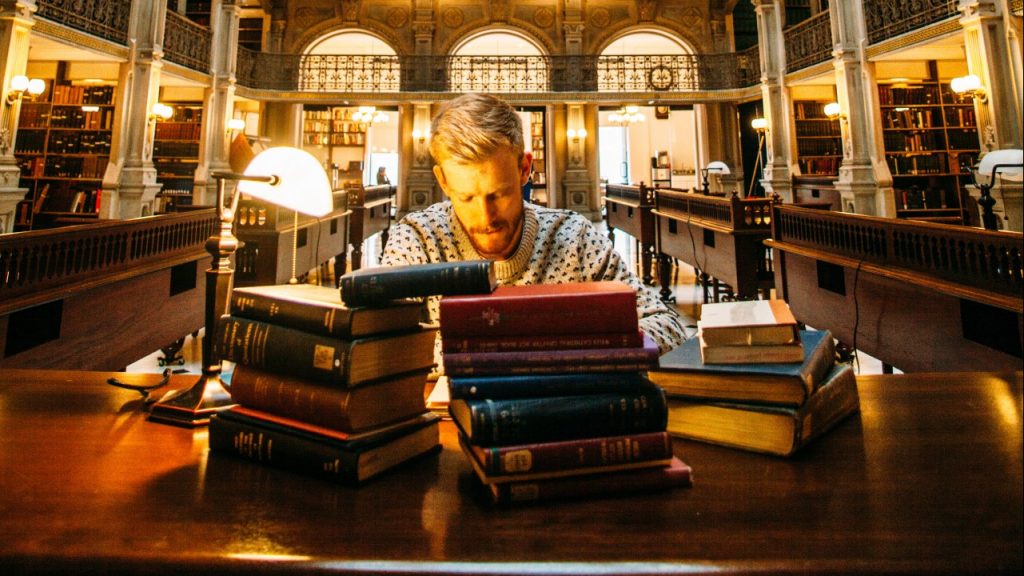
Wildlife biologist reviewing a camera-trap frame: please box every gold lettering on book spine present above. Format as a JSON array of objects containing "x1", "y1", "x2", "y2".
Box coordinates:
[
  {"x1": 312, "y1": 344, "x2": 337, "y2": 370},
  {"x1": 503, "y1": 450, "x2": 533, "y2": 472}
]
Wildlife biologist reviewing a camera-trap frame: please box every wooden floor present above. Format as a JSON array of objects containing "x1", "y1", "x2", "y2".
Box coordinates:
[{"x1": 127, "y1": 224, "x2": 889, "y2": 375}]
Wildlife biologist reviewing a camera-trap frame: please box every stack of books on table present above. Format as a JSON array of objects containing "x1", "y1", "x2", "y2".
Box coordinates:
[
  {"x1": 440, "y1": 281, "x2": 693, "y2": 504},
  {"x1": 649, "y1": 299, "x2": 859, "y2": 456},
  {"x1": 207, "y1": 282, "x2": 442, "y2": 485}
]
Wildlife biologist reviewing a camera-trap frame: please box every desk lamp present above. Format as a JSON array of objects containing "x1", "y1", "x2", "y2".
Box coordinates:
[
  {"x1": 972, "y1": 148, "x2": 1023, "y2": 231},
  {"x1": 701, "y1": 161, "x2": 730, "y2": 195},
  {"x1": 148, "y1": 147, "x2": 333, "y2": 426}
]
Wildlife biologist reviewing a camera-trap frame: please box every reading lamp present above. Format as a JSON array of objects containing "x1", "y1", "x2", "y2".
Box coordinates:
[
  {"x1": 701, "y1": 161, "x2": 730, "y2": 195},
  {"x1": 148, "y1": 147, "x2": 333, "y2": 426},
  {"x1": 748, "y1": 117, "x2": 768, "y2": 198},
  {"x1": 972, "y1": 148, "x2": 1024, "y2": 231}
]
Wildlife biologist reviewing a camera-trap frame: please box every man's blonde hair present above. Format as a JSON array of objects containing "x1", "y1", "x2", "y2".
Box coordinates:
[{"x1": 429, "y1": 93, "x2": 524, "y2": 164}]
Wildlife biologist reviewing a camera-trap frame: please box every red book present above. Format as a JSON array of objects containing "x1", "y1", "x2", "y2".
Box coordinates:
[
  {"x1": 441, "y1": 330, "x2": 645, "y2": 354},
  {"x1": 442, "y1": 334, "x2": 660, "y2": 376},
  {"x1": 439, "y1": 281, "x2": 639, "y2": 338}
]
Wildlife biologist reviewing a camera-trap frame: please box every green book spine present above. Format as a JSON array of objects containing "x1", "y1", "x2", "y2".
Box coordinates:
[
  {"x1": 450, "y1": 383, "x2": 668, "y2": 447},
  {"x1": 340, "y1": 261, "x2": 496, "y2": 307}
]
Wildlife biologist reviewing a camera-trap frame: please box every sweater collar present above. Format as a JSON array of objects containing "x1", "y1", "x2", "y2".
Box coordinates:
[{"x1": 450, "y1": 203, "x2": 539, "y2": 283}]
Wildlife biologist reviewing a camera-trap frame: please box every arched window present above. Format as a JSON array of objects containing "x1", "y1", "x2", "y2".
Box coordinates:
[
  {"x1": 448, "y1": 30, "x2": 548, "y2": 92},
  {"x1": 598, "y1": 30, "x2": 695, "y2": 92},
  {"x1": 299, "y1": 31, "x2": 399, "y2": 91}
]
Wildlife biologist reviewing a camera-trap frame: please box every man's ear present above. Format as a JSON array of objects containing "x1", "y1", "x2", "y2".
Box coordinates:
[
  {"x1": 432, "y1": 164, "x2": 449, "y2": 196},
  {"x1": 520, "y1": 152, "x2": 533, "y2": 186}
]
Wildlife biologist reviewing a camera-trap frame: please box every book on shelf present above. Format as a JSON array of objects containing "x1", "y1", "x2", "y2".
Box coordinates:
[
  {"x1": 230, "y1": 283, "x2": 424, "y2": 339},
  {"x1": 697, "y1": 299, "x2": 799, "y2": 346},
  {"x1": 439, "y1": 281, "x2": 639, "y2": 339},
  {"x1": 480, "y1": 456, "x2": 693, "y2": 505},
  {"x1": 457, "y1": 429, "x2": 673, "y2": 483},
  {"x1": 228, "y1": 365, "x2": 431, "y2": 433},
  {"x1": 699, "y1": 333, "x2": 804, "y2": 365},
  {"x1": 442, "y1": 333, "x2": 660, "y2": 376},
  {"x1": 209, "y1": 410, "x2": 441, "y2": 485},
  {"x1": 215, "y1": 316, "x2": 437, "y2": 387},
  {"x1": 666, "y1": 363, "x2": 859, "y2": 457},
  {"x1": 448, "y1": 371, "x2": 652, "y2": 400},
  {"x1": 648, "y1": 329, "x2": 835, "y2": 407},
  {"x1": 441, "y1": 330, "x2": 645, "y2": 353},
  {"x1": 449, "y1": 382, "x2": 668, "y2": 447},
  {"x1": 339, "y1": 261, "x2": 497, "y2": 308}
]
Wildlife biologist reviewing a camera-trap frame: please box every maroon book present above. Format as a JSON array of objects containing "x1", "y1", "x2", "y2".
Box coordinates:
[
  {"x1": 442, "y1": 334, "x2": 660, "y2": 376},
  {"x1": 439, "y1": 281, "x2": 638, "y2": 338},
  {"x1": 442, "y1": 330, "x2": 645, "y2": 353}
]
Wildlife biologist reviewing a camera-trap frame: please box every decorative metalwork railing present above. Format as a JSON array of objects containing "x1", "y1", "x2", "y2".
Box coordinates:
[
  {"x1": 239, "y1": 53, "x2": 762, "y2": 93},
  {"x1": 35, "y1": 0, "x2": 131, "y2": 45},
  {"x1": 785, "y1": 10, "x2": 833, "y2": 72},
  {"x1": 771, "y1": 205, "x2": 1024, "y2": 299},
  {"x1": 1012, "y1": 0, "x2": 1023, "y2": 15},
  {"x1": 0, "y1": 210, "x2": 216, "y2": 315},
  {"x1": 163, "y1": 9, "x2": 211, "y2": 72},
  {"x1": 863, "y1": 0, "x2": 959, "y2": 45},
  {"x1": 655, "y1": 190, "x2": 773, "y2": 231}
]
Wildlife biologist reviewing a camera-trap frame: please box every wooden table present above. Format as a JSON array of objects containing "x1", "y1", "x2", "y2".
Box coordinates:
[
  {"x1": 1, "y1": 369, "x2": 1020, "y2": 574},
  {"x1": 604, "y1": 183, "x2": 657, "y2": 284}
]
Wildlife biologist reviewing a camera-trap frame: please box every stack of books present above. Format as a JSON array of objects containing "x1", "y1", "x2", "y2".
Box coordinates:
[
  {"x1": 440, "y1": 281, "x2": 693, "y2": 504},
  {"x1": 207, "y1": 283, "x2": 442, "y2": 485},
  {"x1": 696, "y1": 299, "x2": 803, "y2": 364},
  {"x1": 650, "y1": 300, "x2": 859, "y2": 456}
]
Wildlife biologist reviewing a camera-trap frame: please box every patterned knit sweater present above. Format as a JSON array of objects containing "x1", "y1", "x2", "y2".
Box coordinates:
[{"x1": 380, "y1": 201, "x2": 687, "y2": 364}]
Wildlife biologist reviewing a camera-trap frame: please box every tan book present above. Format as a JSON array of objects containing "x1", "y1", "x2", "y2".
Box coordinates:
[
  {"x1": 699, "y1": 333, "x2": 804, "y2": 364},
  {"x1": 697, "y1": 299, "x2": 799, "y2": 346}
]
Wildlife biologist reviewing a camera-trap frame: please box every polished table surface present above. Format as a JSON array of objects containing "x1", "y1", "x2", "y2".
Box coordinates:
[{"x1": 0, "y1": 369, "x2": 1021, "y2": 575}]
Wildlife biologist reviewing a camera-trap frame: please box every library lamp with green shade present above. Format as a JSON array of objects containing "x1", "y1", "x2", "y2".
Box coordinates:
[{"x1": 148, "y1": 147, "x2": 333, "y2": 427}]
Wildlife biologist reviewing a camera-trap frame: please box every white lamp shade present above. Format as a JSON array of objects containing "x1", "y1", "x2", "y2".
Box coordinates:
[
  {"x1": 750, "y1": 117, "x2": 768, "y2": 130},
  {"x1": 10, "y1": 75, "x2": 29, "y2": 92},
  {"x1": 977, "y1": 149, "x2": 1024, "y2": 184},
  {"x1": 951, "y1": 74, "x2": 982, "y2": 94},
  {"x1": 706, "y1": 161, "x2": 731, "y2": 175},
  {"x1": 823, "y1": 102, "x2": 842, "y2": 119},
  {"x1": 238, "y1": 147, "x2": 334, "y2": 217},
  {"x1": 27, "y1": 78, "x2": 46, "y2": 96}
]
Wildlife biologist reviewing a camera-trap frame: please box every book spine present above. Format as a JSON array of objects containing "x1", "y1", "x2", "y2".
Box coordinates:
[
  {"x1": 445, "y1": 361, "x2": 657, "y2": 377},
  {"x1": 228, "y1": 366, "x2": 427, "y2": 433},
  {"x1": 459, "y1": 385, "x2": 668, "y2": 446},
  {"x1": 490, "y1": 457, "x2": 692, "y2": 504},
  {"x1": 448, "y1": 372, "x2": 650, "y2": 399},
  {"x1": 442, "y1": 331, "x2": 645, "y2": 353},
  {"x1": 802, "y1": 331, "x2": 837, "y2": 393},
  {"x1": 474, "y1": 431, "x2": 673, "y2": 476},
  {"x1": 215, "y1": 316, "x2": 349, "y2": 385},
  {"x1": 340, "y1": 261, "x2": 494, "y2": 307},
  {"x1": 439, "y1": 291, "x2": 638, "y2": 338},
  {"x1": 209, "y1": 414, "x2": 360, "y2": 484},
  {"x1": 230, "y1": 292, "x2": 352, "y2": 338},
  {"x1": 443, "y1": 341, "x2": 658, "y2": 371},
  {"x1": 792, "y1": 364, "x2": 859, "y2": 453}
]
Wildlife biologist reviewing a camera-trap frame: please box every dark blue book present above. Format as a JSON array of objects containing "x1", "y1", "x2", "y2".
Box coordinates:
[
  {"x1": 448, "y1": 372, "x2": 651, "y2": 400},
  {"x1": 648, "y1": 329, "x2": 835, "y2": 407}
]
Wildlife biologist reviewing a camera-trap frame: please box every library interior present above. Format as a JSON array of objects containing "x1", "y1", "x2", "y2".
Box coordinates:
[{"x1": 0, "y1": 1, "x2": 1021, "y2": 575}]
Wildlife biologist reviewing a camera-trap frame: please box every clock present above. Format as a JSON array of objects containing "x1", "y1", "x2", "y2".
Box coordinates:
[{"x1": 648, "y1": 65, "x2": 674, "y2": 91}]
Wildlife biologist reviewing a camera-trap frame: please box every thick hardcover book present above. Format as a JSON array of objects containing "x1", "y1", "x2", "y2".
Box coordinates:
[
  {"x1": 439, "y1": 281, "x2": 639, "y2": 338},
  {"x1": 697, "y1": 299, "x2": 799, "y2": 346},
  {"x1": 699, "y1": 334, "x2": 804, "y2": 365},
  {"x1": 228, "y1": 365, "x2": 430, "y2": 432},
  {"x1": 215, "y1": 316, "x2": 437, "y2": 386},
  {"x1": 208, "y1": 411, "x2": 441, "y2": 485},
  {"x1": 230, "y1": 283, "x2": 424, "y2": 338},
  {"x1": 340, "y1": 261, "x2": 497, "y2": 308},
  {"x1": 458, "y1": 430, "x2": 673, "y2": 482},
  {"x1": 484, "y1": 456, "x2": 693, "y2": 505},
  {"x1": 649, "y1": 330, "x2": 835, "y2": 407},
  {"x1": 442, "y1": 333, "x2": 659, "y2": 377},
  {"x1": 218, "y1": 406, "x2": 439, "y2": 444},
  {"x1": 666, "y1": 363, "x2": 859, "y2": 456},
  {"x1": 449, "y1": 382, "x2": 668, "y2": 447},
  {"x1": 448, "y1": 372, "x2": 651, "y2": 400},
  {"x1": 442, "y1": 330, "x2": 645, "y2": 353}
]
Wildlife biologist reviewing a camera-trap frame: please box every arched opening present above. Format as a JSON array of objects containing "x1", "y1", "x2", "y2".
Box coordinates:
[
  {"x1": 300, "y1": 31, "x2": 399, "y2": 92},
  {"x1": 449, "y1": 29, "x2": 548, "y2": 93}
]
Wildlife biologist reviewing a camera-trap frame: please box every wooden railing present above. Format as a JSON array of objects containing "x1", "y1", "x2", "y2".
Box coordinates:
[
  {"x1": 771, "y1": 204, "x2": 1023, "y2": 301},
  {"x1": 654, "y1": 190, "x2": 774, "y2": 233},
  {"x1": 0, "y1": 210, "x2": 217, "y2": 315},
  {"x1": 605, "y1": 183, "x2": 655, "y2": 205}
]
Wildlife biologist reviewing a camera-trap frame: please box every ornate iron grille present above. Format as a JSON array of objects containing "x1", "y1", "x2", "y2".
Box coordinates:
[
  {"x1": 163, "y1": 9, "x2": 210, "y2": 72},
  {"x1": 237, "y1": 49, "x2": 301, "y2": 91},
  {"x1": 1012, "y1": 0, "x2": 1022, "y2": 15},
  {"x1": 785, "y1": 10, "x2": 833, "y2": 72},
  {"x1": 35, "y1": 0, "x2": 131, "y2": 45},
  {"x1": 597, "y1": 55, "x2": 700, "y2": 92},
  {"x1": 299, "y1": 55, "x2": 401, "y2": 91},
  {"x1": 736, "y1": 44, "x2": 761, "y2": 88},
  {"x1": 863, "y1": 0, "x2": 959, "y2": 45},
  {"x1": 443, "y1": 56, "x2": 550, "y2": 93}
]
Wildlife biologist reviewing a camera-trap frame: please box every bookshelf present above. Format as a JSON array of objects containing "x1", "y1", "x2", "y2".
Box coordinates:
[
  {"x1": 184, "y1": 0, "x2": 211, "y2": 27},
  {"x1": 152, "y1": 103, "x2": 203, "y2": 211},
  {"x1": 238, "y1": 17, "x2": 264, "y2": 51},
  {"x1": 528, "y1": 110, "x2": 547, "y2": 204},
  {"x1": 878, "y1": 63, "x2": 980, "y2": 224},
  {"x1": 13, "y1": 80, "x2": 113, "y2": 230},
  {"x1": 302, "y1": 106, "x2": 367, "y2": 185},
  {"x1": 793, "y1": 100, "x2": 841, "y2": 177}
]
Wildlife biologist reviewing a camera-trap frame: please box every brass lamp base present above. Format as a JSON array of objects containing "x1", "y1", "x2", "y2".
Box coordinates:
[{"x1": 148, "y1": 373, "x2": 235, "y2": 427}]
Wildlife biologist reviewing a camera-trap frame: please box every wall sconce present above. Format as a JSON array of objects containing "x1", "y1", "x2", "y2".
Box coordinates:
[
  {"x1": 701, "y1": 160, "x2": 730, "y2": 195},
  {"x1": 227, "y1": 117, "x2": 246, "y2": 134},
  {"x1": 148, "y1": 147, "x2": 333, "y2": 426},
  {"x1": 951, "y1": 74, "x2": 987, "y2": 103},
  {"x1": 149, "y1": 102, "x2": 174, "y2": 124},
  {"x1": 823, "y1": 102, "x2": 845, "y2": 120},
  {"x1": 6, "y1": 75, "x2": 46, "y2": 104},
  {"x1": 971, "y1": 148, "x2": 1023, "y2": 230},
  {"x1": 411, "y1": 128, "x2": 430, "y2": 144}
]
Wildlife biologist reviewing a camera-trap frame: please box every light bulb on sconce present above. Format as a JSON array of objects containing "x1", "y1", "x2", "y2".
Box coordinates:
[
  {"x1": 227, "y1": 117, "x2": 246, "y2": 135},
  {"x1": 6, "y1": 74, "x2": 46, "y2": 104},
  {"x1": 951, "y1": 74, "x2": 987, "y2": 103},
  {"x1": 149, "y1": 102, "x2": 174, "y2": 123},
  {"x1": 412, "y1": 128, "x2": 430, "y2": 144},
  {"x1": 823, "y1": 102, "x2": 844, "y2": 120},
  {"x1": 567, "y1": 128, "x2": 587, "y2": 143}
]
